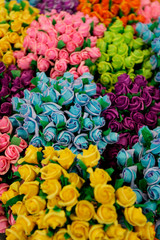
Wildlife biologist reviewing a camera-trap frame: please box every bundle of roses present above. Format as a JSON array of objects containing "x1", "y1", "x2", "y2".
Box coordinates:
[
  {"x1": 0, "y1": 144, "x2": 156, "y2": 240},
  {"x1": 0, "y1": 62, "x2": 34, "y2": 118},
  {"x1": 138, "y1": 0, "x2": 160, "y2": 24},
  {"x1": 36, "y1": 0, "x2": 79, "y2": 14},
  {"x1": 10, "y1": 71, "x2": 118, "y2": 154},
  {"x1": 0, "y1": 0, "x2": 39, "y2": 67},
  {"x1": 136, "y1": 20, "x2": 160, "y2": 86},
  {"x1": 90, "y1": 20, "x2": 152, "y2": 90},
  {"x1": 14, "y1": 10, "x2": 106, "y2": 79},
  {"x1": 116, "y1": 125, "x2": 160, "y2": 239},
  {"x1": 77, "y1": 0, "x2": 145, "y2": 27}
]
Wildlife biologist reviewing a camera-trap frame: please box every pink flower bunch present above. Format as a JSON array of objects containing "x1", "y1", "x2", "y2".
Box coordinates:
[
  {"x1": 138, "y1": 0, "x2": 160, "y2": 23},
  {"x1": 15, "y1": 10, "x2": 105, "y2": 79}
]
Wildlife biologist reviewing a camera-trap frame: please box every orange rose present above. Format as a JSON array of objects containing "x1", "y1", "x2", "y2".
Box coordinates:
[
  {"x1": 120, "y1": 16, "x2": 128, "y2": 26},
  {"x1": 89, "y1": 0, "x2": 99, "y2": 3},
  {"x1": 128, "y1": 0, "x2": 140, "y2": 11},
  {"x1": 111, "y1": 4, "x2": 119, "y2": 16},
  {"x1": 128, "y1": 14, "x2": 137, "y2": 21},
  {"x1": 93, "y1": 4, "x2": 103, "y2": 16},
  {"x1": 120, "y1": 1, "x2": 131, "y2": 16},
  {"x1": 103, "y1": 18, "x2": 112, "y2": 27},
  {"x1": 101, "y1": 10, "x2": 113, "y2": 19},
  {"x1": 90, "y1": 12, "x2": 104, "y2": 22},
  {"x1": 112, "y1": 0, "x2": 123, "y2": 3},
  {"x1": 136, "y1": 15, "x2": 145, "y2": 23}
]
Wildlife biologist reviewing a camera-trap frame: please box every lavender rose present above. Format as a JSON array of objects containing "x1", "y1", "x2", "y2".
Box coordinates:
[
  {"x1": 129, "y1": 96, "x2": 144, "y2": 111},
  {"x1": 115, "y1": 96, "x2": 129, "y2": 110},
  {"x1": 117, "y1": 73, "x2": 132, "y2": 86}
]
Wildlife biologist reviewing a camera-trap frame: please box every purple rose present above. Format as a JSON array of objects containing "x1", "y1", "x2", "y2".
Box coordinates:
[
  {"x1": 123, "y1": 117, "x2": 135, "y2": 131},
  {"x1": 108, "y1": 120, "x2": 122, "y2": 132},
  {"x1": 129, "y1": 96, "x2": 144, "y2": 111},
  {"x1": 0, "y1": 74, "x2": 11, "y2": 87},
  {"x1": 102, "y1": 144, "x2": 121, "y2": 169},
  {"x1": 115, "y1": 96, "x2": 129, "y2": 110},
  {"x1": 134, "y1": 75, "x2": 147, "y2": 87},
  {"x1": 145, "y1": 86, "x2": 156, "y2": 96},
  {"x1": 115, "y1": 83, "x2": 129, "y2": 95},
  {"x1": 150, "y1": 102, "x2": 160, "y2": 113},
  {"x1": 102, "y1": 107, "x2": 119, "y2": 121},
  {"x1": 152, "y1": 88, "x2": 160, "y2": 101},
  {"x1": 20, "y1": 70, "x2": 34, "y2": 87},
  {"x1": 117, "y1": 74, "x2": 132, "y2": 86},
  {"x1": 0, "y1": 102, "x2": 12, "y2": 117},
  {"x1": 117, "y1": 133, "x2": 131, "y2": 148},
  {"x1": 107, "y1": 92, "x2": 116, "y2": 102},
  {"x1": 135, "y1": 123, "x2": 144, "y2": 134},
  {"x1": 0, "y1": 86, "x2": 11, "y2": 98},
  {"x1": 131, "y1": 112, "x2": 145, "y2": 124},
  {"x1": 0, "y1": 62, "x2": 6, "y2": 74},
  {"x1": 96, "y1": 83, "x2": 106, "y2": 96},
  {"x1": 6, "y1": 64, "x2": 17, "y2": 77},
  {"x1": 129, "y1": 83, "x2": 140, "y2": 94},
  {"x1": 141, "y1": 89, "x2": 152, "y2": 107},
  {"x1": 130, "y1": 135, "x2": 139, "y2": 147},
  {"x1": 145, "y1": 111, "x2": 157, "y2": 128}
]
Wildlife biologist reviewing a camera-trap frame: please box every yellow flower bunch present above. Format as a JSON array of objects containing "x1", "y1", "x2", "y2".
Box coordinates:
[
  {"x1": 1, "y1": 145, "x2": 155, "y2": 240},
  {"x1": 0, "y1": 0, "x2": 39, "y2": 66}
]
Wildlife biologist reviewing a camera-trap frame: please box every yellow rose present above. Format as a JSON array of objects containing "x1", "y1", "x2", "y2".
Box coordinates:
[
  {"x1": 41, "y1": 179, "x2": 61, "y2": 199},
  {"x1": 19, "y1": 9, "x2": 34, "y2": 24},
  {"x1": 124, "y1": 230, "x2": 140, "y2": 240},
  {"x1": 31, "y1": 6, "x2": 39, "y2": 15},
  {"x1": 53, "y1": 148, "x2": 76, "y2": 169},
  {"x1": 89, "y1": 225, "x2": 106, "y2": 240},
  {"x1": 0, "y1": 7, "x2": 8, "y2": 19},
  {"x1": 14, "y1": 41, "x2": 23, "y2": 49},
  {"x1": 47, "y1": 195, "x2": 61, "y2": 209},
  {"x1": 11, "y1": 201, "x2": 28, "y2": 216},
  {"x1": 0, "y1": 0, "x2": 5, "y2": 7},
  {"x1": 44, "y1": 209, "x2": 67, "y2": 229},
  {"x1": 18, "y1": 165, "x2": 40, "y2": 182},
  {"x1": 135, "y1": 222, "x2": 155, "y2": 240},
  {"x1": 94, "y1": 184, "x2": 115, "y2": 204},
  {"x1": 1, "y1": 189, "x2": 18, "y2": 204},
  {"x1": 6, "y1": 223, "x2": 27, "y2": 240},
  {"x1": 19, "y1": 181, "x2": 39, "y2": 199},
  {"x1": 69, "y1": 173, "x2": 85, "y2": 189},
  {"x1": 77, "y1": 145, "x2": 100, "y2": 167},
  {"x1": 11, "y1": 20, "x2": 22, "y2": 32},
  {"x1": 18, "y1": 145, "x2": 42, "y2": 164},
  {"x1": 25, "y1": 196, "x2": 46, "y2": 215},
  {"x1": 6, "y1": 32, "x2": 19, "y2": 44},
  {"x1": 0, "y1": 39, "x2": 11, "y2": 52},
  {"x1": 28, "y1": 230, "x2": 51, "y2": 240},
  {"x1": 106, "y1": 221, "x2": 126, "y2": 240},
  {"x1": 9, "y1": 1, "x2": 18, "y2": 10},
  {"x1": 9, "y1": 10, "x2": 21, "y2": 20},
  {"x1": 87, "y1": 168, "x2": 111, "y2": 187},
  {"x1": 40, "y1": 163, "x2": 68, "y2": 180},
  {"x1": 68, "y1": 221, "x2": 89, "y2": 240},
  {"x1": 34, "y1": 210, "x2": 46, "y2": 229},
  {"x1": 2, "y1": 51, "x2": 15, "y2": 65},
  {"x1": 53, "y1": 229, "x2": 72, "y2": 240},
  {"x1": 9, "y1": 181, "x2": 20, "y2": 192},
  {"x1": 42, "y1": 147, "x2": 58, "y2": 165},
  {"x1": 16, "y1": 215, "x2": 35, "y2": 235},
  {"x1": 59, "y1": 185, "x2": 80, "y2": 211},
  {"x1": 124, "y1": 206, "x2": 147, "y2": 227},
  {"x1": 0, "y1": 24, "x2": 10, "y2": 38},
  {"x1": 94, "y1": 204, "x2": 117, "y2": 224},
  {"x1": 71, "y1": 200, "x2": 95, "y2": 221},
  {"x1": 116, "y1": 186, "x2": 137, "y2": 208}
]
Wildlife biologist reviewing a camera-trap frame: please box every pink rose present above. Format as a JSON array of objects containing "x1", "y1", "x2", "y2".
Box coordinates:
[
  {"x1": 58, "y1": 34, "x2": 71, "y2": 44},
  {"x1": 45, "y1": 48, "x2": 59, "y2": 61},
  {"x1": 69, "y1": 67, "x2": 79, "y2": 79},
  {"x1": 0, "y1": 133, "x2": 10, "y2": 153},
  {"x1": 93, "y1": 23, "x2": 106, "y2": 37},
  {"x1": 0, "y1": 183, "x2": 9, "y2": 198},
  {"x1": 59, "y1": 49, "x2": 69, "y2": 60},
  {"x1": 63, "y1": 14, "x2": 73, "y2": 25},
  {"x1": 30, "y1": 20, "x2": 40, "y2": 28},
  {"x1": 0, "y1": 116, "x2": 12, "y2": 134},
  {"x1": 38, "y1": 15, "x2": 52, "y2": 30},
  {"x1": 37, "y1": 43, "x2": 48, "y2": 56},
  {"x1": 8, "y1": 210, "x2": 16, "y2": 226},
  {"x1": 28, "y1": 38, "x2": 37, "y2": 54},
  {"x1": 17, "y1": 137, "x2": 28, "y2": 152},
  {"x1": 50, "y1": 69, "x2": 61, "y2": 79},
  {"x1": 72, "y1": 32, "x2": 84, "y2": 47},
  {"x1": 11, "y1": 164, "x2": 20, "y2": 173},
  {"x1": 23, "y1": 35, "x2": 31, "y2": 50},
  {"x1": 73, "y1": 19, "x2": 83, "y2": 28},
  {"x1": 55, "y1": 21, "x2": 66, "y2": 34},
  {"x1": 0, "y1": 204, "x2": 5, "y2": 216},
  {"x1": 80, "y1": 50, "x2": 90, "y2": 61},
  {"x1": 26, "y1": 27, "x2": 37, "y2": 39},
  {"x1": 37, "y1": 31, "x2": 49, "y2": 44},
  {"x1": 88, "y1": 36, "x2": 97, "y2": 47},
  {"x1": 77, "y1": 61, "x2": 89, "y2": 75},
  {"x1": 37, "y1": 57, "x2": 50, "y2": 72},
  {"x1": 13, "y1": 51, "x2": 25, "y2": 60},
  {"x1": 66, "y1": 41, "x2": 77, "y2": 53},
  {"x1": 140, "y1": 0, "x2": 150, "y2": 7},
  {"x1": 85, "y1": 47, "x2": 101, "y2": 59},
  {"x1": 70, "y1": 52, "x2": 82, "y2": 65},
  {"x1": 0, "y1": 216, "x2": 8, "y2": 233},
  {"x1": 65, "y1": 25, "x2": 76, "y2": 36},
  {"x1": 78, "y1": 23, "x2": 90, "y2": 37},
  {"x1": 47, "y1": 36, "x2": 58, "y2": 48},
  {"x1": 5, "y1": 145, "x2": 20, "y2": 164},
  {"x1": 151, "y1": 1, "x2": 160, "y2": 19},
  {"x1": 54, "y1": 59, "x2": 68, "y2": 73},
  {"x1": 18, "y1": 53, "x2": 37, "y2": 70},
  {"x1": 0, "y1": 156, "x2": 10, "y2": 175}
]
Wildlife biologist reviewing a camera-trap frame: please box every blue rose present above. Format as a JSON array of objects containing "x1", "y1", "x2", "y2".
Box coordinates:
[
  {"x1": 43, "y1": 87, "x2": 60, "y2": 103},
  {"x1": 89, "y1": 128, "x2": 102, "y2": 142},
  {"x1": 154, "y1": 127, "x2": 160, "y2": 137},
  {"x1": 154, "y1": 72, "x2": 160, "y2": 83},
  {"x1": 132, "y1": 142, "x2": 143, "y2": 158},
  {"x1": 85, "y1": 99, "x2": 101, "y2": 116},
  {"x1": 30, "y1": 92, "x2": 42, "y2": 106},
  {"x1": 147, "y1": 184, "x2": 160, "y2": 200},
  {"x1": 66, "y1": 118, "x2": 80, "y2": 133},
  {"x1": 154, "y1": 24, "x2": 160, "y2": 37},
  {"x1": 73, "y1": 79, "x2": 83, "y2": 92},
  {"x1": 144, "y1": 168, "x2": 160, "y2": 185},
  {"x1": 16, "y1": 126, "x2": 28, "y2": 140},
  {"x1": 37, "y1": 81, "x2": 48, "y2": 93},
  {"x1": 78, "y1": 72, "x2": 94, "y2": 83},
  {"x1": 51, "y1": 111, "x2": 66, "y2": 127},
  {"x1": 74, "y1": 134, "x2": 88, "y2": 150},
  {"x1": 121, "y1": 166, "x2": 137, "y2": 183},
  {"x1": 24, "y1": 90, "x2": 31, "y2": 101},
  {"x1": 41, "y1": 102, "x2": 62, "y2": 115},
  {"x1": 12, "y1": 97, "x2": 26, "y2": 111},
  {"x1": 83, "y1": 83, "x2": 96, "y2": 97},
  {"x1": 61, "y1": 88, "x2": 74, "y2": 105},
  {"x1": 82, "y1": 118, "x2": 93, "y2": 131},
  {"x1": 143, "y1": 201, "x2": 157, "y2": 214},
  {"x1": 23, "y1": 117, "x2": 39, "y2": 134},
  {"x1": 142, "y1": 30, "x2": 154, "y2": 43},
  {"x1": 36, "y1": 72, "x2": 49, "y2": 84},
  {"x1": 150, "y1": 138, "x2": 160, "y2": 154},
  {"x1": 103, "y1": 132, "x2": 119, "y2": 144},
  {"x1": 117, "y1": 148, "x2": 133, "y2": 167},
  {"x1": 150, "y1": 55, "x2": 158, "y2": 70},
  {"x1": 138, "y1": 126, "x2": 153, "y2": 145},
  {"x1": 151, "y1": 38, "x2": 160, "y2": 53},
  {"x1": 75, "y1": 93, "x2": 90, "y2": 106},
  {"x1": 57, "y1": 131, "x2": 74, "y2": 146},
  {"x1": 58, "y1": 78, "x2": 71, "y2": 89},
  {"x1": 140, "y1": 153, "x2": 155, "y2": 168},
  {"x1": 63, "y1": 72, "x2": 74, "y2": 83},
  {"x1": 92, "y1": 116, "x2": 105, "y2": 127},
  {"x1": 133, "y1": 189, "x2": 145, "y2": 204},
  {"x1": 19, "y1": 104, "x2": 37, "y2": 119},
  {"x1": 70, "y1": 145, "x2": 80, "y2": 155},
  {"x1": 9, "y1": 114, "x2": 22, "y2": 128},
  {"x1": 96, "y1": 95, "x2": 111, "y2": 111},
  {"x1": 136, "y1": 23, "x2": 149, "y2": 36},
  {"x1": 36, "y1": 114, "x2": 50, "y2": 125},
  {"x1": 66, "y1": 103, "x2": 81, "y2": 118},
  {"x1": 158, "y1": 158, "x2": 160, "y2": 168},
  {"x1": 97, "y1": 140, "x2": 108, "y2": 154},
  {"x1": 30, "y1": 136, "x2": 46, "y2": 147},
  {"x1": 43, "y1": 123, "x2": 57, "y2": 142}
]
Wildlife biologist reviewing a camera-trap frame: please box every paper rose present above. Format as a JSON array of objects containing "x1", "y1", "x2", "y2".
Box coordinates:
[{"x1": 138, "y1": 0, "x2": 160, "y2": 24}]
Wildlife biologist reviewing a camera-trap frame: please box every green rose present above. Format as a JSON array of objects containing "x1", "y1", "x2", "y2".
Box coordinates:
[
  {"x1": 143, "y1": 49, "x2": 152, "y2": 60},
  {"x1": 100, "y1": 72, "x2": 113, "y2": 86},
  {"x1": 96, "y1": 39, "x2": 107, "y2": 53},
  {"x1": 112, "y1": 33, "x2": 124, "y2": 46},
  {"x1": 112, "y1": 54, "x2": 124, "y2": 70},
  {"x1": 98, "y1": 61, "x2": 113, "y2": 74},
  {"x1": 118, "y1": 43, "x2": 128, "y2": 56},
  {"x1": 107, "y1": 44, "x2": 117, "y2": 57},
  {"x1": 142, "y1": 68, "x2": 152, "y2": 79},
  {"x1": 131, "y1": 50, "x2": 144, "y2": 64},
  {"x1": 89, "y1": 65, "x2": 97, "y2": 75},
  {"x1": 124, "y1": 25, "x2": 134, "y2": 34},
  {"x1": 103, "y1": 31, "x2": 114, "y2": 44},
  {"x1": 143, "y1": 60, "x2": 152, "y2": 70},
  {"x1": 109, "y1": 20, "x2": 124, "y2": 33},
  {"x1": 124, "y1": 56, "x2": 135, "y2": 69},
  {"x1": 97, "y1": 52, "x2": 109, "y2": 62},
  {"x1": 123, "y1": 32, "x2": 133, "y2": 45},
  {"x1": 132, "y1": 38, "x2": 144, "y2": 50}
]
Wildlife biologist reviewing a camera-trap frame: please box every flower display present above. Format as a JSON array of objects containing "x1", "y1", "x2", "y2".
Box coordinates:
[
  {"x1": 1, "y1": 144, "x2": 156, "y2": 240},
  {"x1": 77, "y1": 0, "x2": 145, "y2": 27},
  {"x1": 14, "y1": 10, "x2": 106, "y2": 79},
  {"x1": 0, "y1": 0, "x2": 39, "y2": 67},
  {"x1": 0, "y1": 62, "x2": 34, "y2": 118},
  {"x1": 10, "y1": 71, "x2": 118, "y2": 154},
  {"x1": 90, "y1": 20, "x2": 152, "y2": 90},
  {"x1": 136, "y1": 20, "x2": 160, "y2": 86},
  {"x1": 116, "y1": 125, "x2": 160, "y2": 239},
  {"x1": 138, "y1": 0, "x2": 160, "y2": 24}
]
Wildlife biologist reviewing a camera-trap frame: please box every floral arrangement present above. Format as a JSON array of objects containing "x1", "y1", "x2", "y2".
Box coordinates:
[
  {"x1": 0, "y1": 144, "x2": 156, "y2": 239},
  {"x1": 0, "y1": 62, "x2": 34, "y2": 118},
  {"x1": 14, "y1": 10, "x2": 106, "y2": 79},
  {"x1": 138, "y1": 0, "x2": 160, "y2": 24},
  {"x1": 9, "y1": 71, "x2": 118, "y2": 154},
  {"x1": 116, "y1": 125, "x2": 160, "y2": 239},
  {"x1": 0, "y1": 0, "x2": 39, "y2": 67},
  {"x1": 136, "y1": 20, "x2": 160, "y2": 86},
  {"x1": 77, "y1": 0, "x2": 145, "y2": 27},
  {"x1": 90, "y1": 20, "x2": 152, "y2": 90}
]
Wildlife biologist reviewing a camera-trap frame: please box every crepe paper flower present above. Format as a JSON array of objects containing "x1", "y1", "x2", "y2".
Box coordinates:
[
  {"x1": 1, "y1": 144, "x2": 155, "y2": 240},
  {"x1": 90, "y1": 20, "x2": 152, "y2": 89},
  {"x1": 0, "y1": 0, "x2": 39, "y2": 67},
  {"x1": 77, "y1": 0, "x2": 145, "y2": 27},
  {"x1": 0, "y1": 62, "x2": 34, "y2": 118},
  {"x1": 138, "y1": 0, "x2": 160, "y2": 24},
  {"x1": 117, "y1": 125, "x2": 160, "y2": 238},
  {"x1": 14, "y1": 10, "x2": 106, "y2": 80},
  {"x1": 10, "y1": 71, "x2": 119, "y2": 154},
  {"x1": 136, "y1": 20, "x2": 160, "y2": 86}
]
